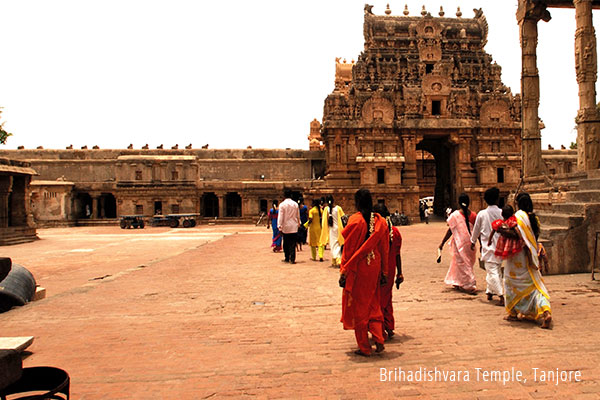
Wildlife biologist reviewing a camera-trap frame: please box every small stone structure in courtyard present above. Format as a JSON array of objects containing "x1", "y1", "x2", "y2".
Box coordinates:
[{"x1": 0, "y1": 158, "x2": 37, "y2": 245}]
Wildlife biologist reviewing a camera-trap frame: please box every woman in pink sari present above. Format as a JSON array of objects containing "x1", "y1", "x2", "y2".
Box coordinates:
[{"x1": 438, "y1": 193, "x2": 477, "y2": 294}]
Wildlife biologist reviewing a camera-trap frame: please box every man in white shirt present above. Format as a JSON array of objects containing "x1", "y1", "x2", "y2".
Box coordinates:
[
  {"x1": 470, "y1": 187, "x2": 504, "y2": 305},
  {"x1": 278, "y1": 189, "x2": 301, "y2": 264}
]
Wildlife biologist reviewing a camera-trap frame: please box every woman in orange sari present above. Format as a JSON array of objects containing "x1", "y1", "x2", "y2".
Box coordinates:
[{"x1": 339, "y1": 189, "x2": 390, "y2": 356}]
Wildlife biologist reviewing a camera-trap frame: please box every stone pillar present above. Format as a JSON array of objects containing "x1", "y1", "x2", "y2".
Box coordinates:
[
  {"x1": 10, "y1": 176, "x2": 27, "y2": 226},
  {"x1": 401, "y1": 134, "x2": 418, "y2": 185},
  {"x1": 517, "y1": 0, "x2": 550, "y2": 177},
  {"x1": 217, "y1": 193, "x2": 225, "y2": 218},
  {"x1": 574, "y1": 0, "x2": 600, "y2": 171},
  {"x1": 93, "y1": 196, "x2": 100, "y2": 219},
  {"x1": 99, "y1": 196, "x2": 106, "y2": 218},
  {"x1": 0, "y1": 176, "x2": 12, "y2": 228}
]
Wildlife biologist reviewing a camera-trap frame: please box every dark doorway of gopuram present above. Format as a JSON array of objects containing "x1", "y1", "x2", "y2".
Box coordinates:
[{"x1": 416, "y1": 136, "x2": 457, "y2": 216}]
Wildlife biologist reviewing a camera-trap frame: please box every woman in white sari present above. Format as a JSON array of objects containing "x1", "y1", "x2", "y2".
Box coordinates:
[
  {"x1": 320, "y1": 195, "x2": 345, "y2": 267},
  {"x1": 500, "y1": 193, "x2": 552, "y2": 329}
]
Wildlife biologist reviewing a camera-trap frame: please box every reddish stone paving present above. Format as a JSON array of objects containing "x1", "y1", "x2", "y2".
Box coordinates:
[{"x1": 1, "y1": 222, "x2": 599, "y2": 399}]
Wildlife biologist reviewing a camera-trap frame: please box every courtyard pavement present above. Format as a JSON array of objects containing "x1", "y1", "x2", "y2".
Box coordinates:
[{"x1": 0, "y1": 221, "x2": 599, "y2": 399}]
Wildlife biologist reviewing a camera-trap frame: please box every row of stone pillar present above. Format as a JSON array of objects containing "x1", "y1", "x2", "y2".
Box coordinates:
[
  {"x1": 519, "y1": 0, "x2": 600, "y2": 176},
  {"x1": 0, "y1": 175, "x2": 29, "y2": 228}
]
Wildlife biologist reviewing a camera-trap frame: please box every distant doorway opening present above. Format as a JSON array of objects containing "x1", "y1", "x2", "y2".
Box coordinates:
[
  {"x1": 202, "y1": 192, "x2": 219, "y2": 218},
  {"x1": 100, "y1": 193, "x2": 117, "y2": 218},
  {"x1": 154, "y1": 201, "x2": 163, "y2": 216},
  {"x1": 417, "y1": 136, "x2": 457, "y2": 216},
  {"x1": 225, "y1": 192, "x2": 242, "y2": 217},
  {"x1": 75, "y1": 192, "x2": 93, "y2": 219}
]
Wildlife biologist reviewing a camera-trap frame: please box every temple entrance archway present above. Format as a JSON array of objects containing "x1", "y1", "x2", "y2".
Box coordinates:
[{"x1": 416, "y1": 136, "x2": 457, "y2": 216}]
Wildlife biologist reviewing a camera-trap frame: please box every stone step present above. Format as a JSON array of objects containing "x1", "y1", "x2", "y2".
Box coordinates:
[
  {"x1": 587, "y1": 169, "x2": 600, "y2": 179},
  {"x1": 74, "y1": 219, "x2": 119, "y2": 227},
  {"x1": 551, "y1": 202, "x2": 589, "y2": 215},
  {"x1": 578, "y1": 178, "x2": 600, "y2": 190},
  {"x1": 565, "y1": 190, "x2": 600, "y2": 203},
  {"x1": 537, "y1": 212, "x2": 584, "y2": 229},
  {"x1": 0, "y1": 236, "x2": 39, "y2": 246},
  {"x1": 539, "y1": 224, "x2": 570, "y2": 240}
]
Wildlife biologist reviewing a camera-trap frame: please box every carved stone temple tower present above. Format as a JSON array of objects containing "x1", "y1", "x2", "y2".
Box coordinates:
[{"x1": 319, "y1": 5, "x2": 522, "y2": 217}]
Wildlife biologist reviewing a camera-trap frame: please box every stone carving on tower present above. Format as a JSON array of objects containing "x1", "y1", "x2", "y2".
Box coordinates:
[
  {"x1": 308, "y1": 118, "x2": 324, "y2": 151},
  {"x1": 319, "y1": 5, "x2": 522, "y2": 216}
]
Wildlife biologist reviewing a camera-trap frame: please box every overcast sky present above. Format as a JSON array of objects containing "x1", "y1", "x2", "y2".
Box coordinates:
[{"x1": 0, "y1": 1, "x2": 597, "y2": 150}]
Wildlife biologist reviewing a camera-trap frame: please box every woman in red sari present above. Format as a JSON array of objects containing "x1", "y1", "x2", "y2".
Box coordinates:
[
  {"x1": 373, "y1": 203, "x2": 403, "y2": 341},
  {"x1": 339, "y1": 189, "x2": 390, "y2": 356}
]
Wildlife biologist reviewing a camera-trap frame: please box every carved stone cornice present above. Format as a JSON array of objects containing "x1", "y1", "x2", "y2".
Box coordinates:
[{"x1": 516, "y1": 0, "x2": 552, "y2": 23}]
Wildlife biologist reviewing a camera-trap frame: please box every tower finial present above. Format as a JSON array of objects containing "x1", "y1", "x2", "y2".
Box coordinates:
[
  {"x1": 385, "y1": 4, "x2": 391, "y2": 15},
  {"x1": 456, "y1": 7, "x2": 462, "y2": 17},
  {"x1": 421, "y1": 5, "x2": 427, "y2": 16},
  {"x1": 439, "y1": 6, "x2": 445, "y2": 17},
  {"x1": 403, "y1": 4, "x2": 409, "y2": 16}
]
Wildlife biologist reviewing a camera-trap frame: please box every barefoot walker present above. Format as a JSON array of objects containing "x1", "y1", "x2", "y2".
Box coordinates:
[
  {"x1": 339, "y1": 189, "x2": 389, "y2": 356},
  {"x1": 501, "y1": 193, "x2": 552, "y2": 329},
  {"x1": 439, "y1": 193, "x2": 477, "y2": 294}
]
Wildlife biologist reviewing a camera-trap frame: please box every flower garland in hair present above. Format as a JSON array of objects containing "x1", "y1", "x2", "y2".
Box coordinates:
[
  {"x1": 386, "y1": 216, "x2": 393, "y2": 244},
  {"x1": 366, "y1": 212, "x2": 375, "y2": 265}
]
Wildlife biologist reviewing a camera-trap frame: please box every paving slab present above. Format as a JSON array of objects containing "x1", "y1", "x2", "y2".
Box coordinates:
[{"x1": 0, "y1": 336, "x2": 34, "y2": 352}]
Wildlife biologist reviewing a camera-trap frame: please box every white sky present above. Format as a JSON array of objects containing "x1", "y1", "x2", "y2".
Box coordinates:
[{"x1": 0, "y1": 1, "x2": 597, "y2": 150}]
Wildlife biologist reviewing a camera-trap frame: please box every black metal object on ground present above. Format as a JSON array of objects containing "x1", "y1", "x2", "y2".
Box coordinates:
[
  {"x1": 0, "y1": 350, "x2": 22, "y2": 392},
  {"x1": 0, "y1": 366, "x2": 70, "y2": 400},
  {"x1": 0, "y1": 264, "x2": 36, "y2": 313}
]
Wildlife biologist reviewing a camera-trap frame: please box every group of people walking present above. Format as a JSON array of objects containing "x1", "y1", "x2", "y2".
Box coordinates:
[
  {"x1": 439, "y1": 188, "x2": 552, "y2": 329},
  {"x1": 267, "y1": 190, "x2": 348, "y2": 267},
  {"x1": 267, "y1": 188, "x2": 405, "y2": 356},
  {"x1": 267, "y1": 186, "x2": 551, "y2": 359}
]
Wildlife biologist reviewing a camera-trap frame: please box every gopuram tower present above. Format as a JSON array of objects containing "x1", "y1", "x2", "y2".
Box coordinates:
[{"x1": 319, "y1": 5, "x2": 522, "y2": 217}]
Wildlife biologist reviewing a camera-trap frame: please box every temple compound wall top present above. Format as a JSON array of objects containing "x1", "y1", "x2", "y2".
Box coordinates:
[{"x1": 320, "y1": 5, "x2": 522, "y2": 215}]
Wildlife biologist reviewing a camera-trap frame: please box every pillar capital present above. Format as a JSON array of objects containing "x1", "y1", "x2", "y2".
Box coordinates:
[{"x1": 516, "y1": 0, "x2": 551, "y2": 24}]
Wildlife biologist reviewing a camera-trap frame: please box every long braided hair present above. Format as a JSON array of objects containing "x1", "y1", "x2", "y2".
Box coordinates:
[
  {"x1": 373, "y1": 202, "x2": 392, "y2": 245},
  {"x1": 326, "y1": 195, "x2": 335, "y2": 226},
  {"x1": 458, "y1": 193, "x2": 472, "y2": 235},
  {"x1": 516, "y1": 192, "x2": 539, "y2": 239}
]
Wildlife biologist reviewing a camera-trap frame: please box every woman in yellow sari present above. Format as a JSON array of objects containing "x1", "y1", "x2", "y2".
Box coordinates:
[
  {"x1": 305, "y1": 198, "x2": 324, "y2": 261},
  {"x1": 500, "y1": 193, "x2": 552, "y2": 329}
]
